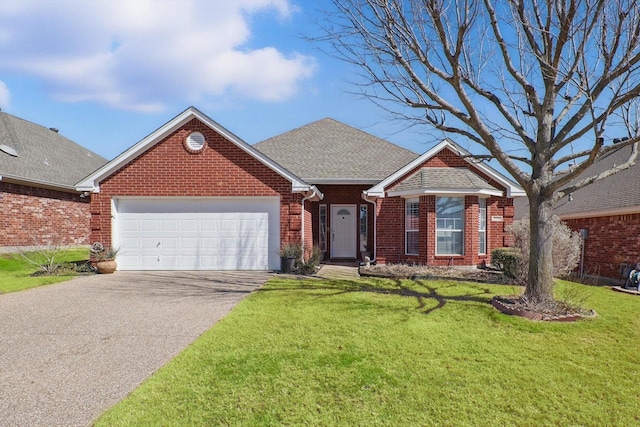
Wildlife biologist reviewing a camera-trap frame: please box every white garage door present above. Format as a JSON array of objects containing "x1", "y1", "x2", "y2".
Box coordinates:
[{"x1": 114, "y1": 198, "x2": 280, "y2": 271}]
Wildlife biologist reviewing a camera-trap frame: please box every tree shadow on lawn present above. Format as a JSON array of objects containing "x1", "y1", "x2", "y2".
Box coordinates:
[{"x1": 262, "y1": 277, "x2": 498, "y2": 315}]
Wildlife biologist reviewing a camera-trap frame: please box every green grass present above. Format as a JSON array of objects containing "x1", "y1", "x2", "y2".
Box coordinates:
[
  {"x1": 96, "y1": 277, "x2": 640, "y2": 426},
  {"x1": 0, "y1": 248, "x2": 89, "y2": 293}
]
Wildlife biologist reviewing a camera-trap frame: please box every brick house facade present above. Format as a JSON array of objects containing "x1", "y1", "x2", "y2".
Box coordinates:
[
  {"x1": 0, "y1": 182, "x2": 90, "y2": 247},
  {"x1": 0, "y1": 112, "x2": 107, "y2": 250},
  {"x1": 76, "y1": 108, "x2": 523, "y2": 271},
  {"x1": 515, "y1": 144, "x2": 640, "y2": 282},
  {"x1": 77, "y1": 107, "x2": 320, "y2": 270},
  {"x1": 365, "y1": 143, "x2": 520, "y2": 266},
  {"x1": 563, "y1": 214, "x2": 640, "y2": 280}
]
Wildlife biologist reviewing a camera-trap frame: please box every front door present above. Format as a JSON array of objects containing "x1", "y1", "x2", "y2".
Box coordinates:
[{"x1": 330, "y1": 205, "x2": 357, "y2": 258}]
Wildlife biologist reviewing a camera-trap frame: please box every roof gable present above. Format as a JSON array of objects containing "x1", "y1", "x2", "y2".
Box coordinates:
[
  {"x1": 76, "y1": 107, "x2": 314, "y2": 194},
  {"x1": 365, "y1": 139, "x2": 525, "y2": 198},
  {"x1": 389, "y1": 167, "x2": 502, "y2": 197},
  {"x1": 254, "y1": 118, "x2": 419, "y2": 183},
  {"x1": 0, "y1": 112, "x2": 107, "y2": 191}
]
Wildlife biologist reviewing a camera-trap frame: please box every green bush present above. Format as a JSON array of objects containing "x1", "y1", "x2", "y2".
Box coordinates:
[{"x1": 491, "y1": 248, "x2": 521, "y2": 278}]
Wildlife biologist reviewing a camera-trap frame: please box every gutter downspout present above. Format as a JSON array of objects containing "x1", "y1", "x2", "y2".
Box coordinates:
[{"x1": 362, "y1": 192, "x2": 377, "y2": 262}]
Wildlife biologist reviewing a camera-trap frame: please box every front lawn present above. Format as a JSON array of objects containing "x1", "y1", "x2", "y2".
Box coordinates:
[
  {"x1": 0, "y1": 248, "x2": 89, "y2": 294},
  {"x1": 96, "y1": 277, "x2": 640, "y2": 426}
]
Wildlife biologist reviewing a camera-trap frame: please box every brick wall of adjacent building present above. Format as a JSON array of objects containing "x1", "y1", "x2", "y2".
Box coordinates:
[
  {"x1": 89, "y1": 118, "x2": 301, "y2": 248},
  {"x1": 0, "y1": 182, "x2": 90, "y2": 247},
  {"x1": 564, "y1": 213, "x2": 640, "y2": 280},
  {"x1": 374, "y1": 147, "x2": 515, "y2": 266}
]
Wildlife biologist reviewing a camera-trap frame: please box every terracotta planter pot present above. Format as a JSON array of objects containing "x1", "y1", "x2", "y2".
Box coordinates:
[{"x1": 96, "y1": 260, "x2": 117, "y2": 274}]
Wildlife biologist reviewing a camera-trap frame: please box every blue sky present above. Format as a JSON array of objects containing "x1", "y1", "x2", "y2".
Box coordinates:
[{"x1": 0, "y1": 0, "x2": 439, "y2": 161}]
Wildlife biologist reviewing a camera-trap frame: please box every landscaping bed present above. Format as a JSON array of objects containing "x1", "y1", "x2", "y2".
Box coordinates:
[{"x1": 359, "y1": 263, "x2": 510, "y2": 284}]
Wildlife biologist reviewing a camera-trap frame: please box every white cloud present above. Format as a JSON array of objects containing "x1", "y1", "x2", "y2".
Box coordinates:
[
  {"x1": 0, "y1": 0, "x2": 315, "y2": 112},
  {"x1": 0, "y1": 80, "x2": 10, "y2": 110}
]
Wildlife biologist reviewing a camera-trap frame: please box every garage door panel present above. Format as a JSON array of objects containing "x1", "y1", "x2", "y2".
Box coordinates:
[
  {"x1": 141, "y1": 220, "x2": 159, "y2": 232},
  {"x1": 161, "y1": 219, "x2": 178, "y2": 232},
  {"x1": 116, "y1": 198, "x2": 279, "y2": 270},
  {"x1": 181, "y1": 237, "x2": 198, "y2": 249},
  {"x1": 180, "y1": 220, "x2": 198, "y2": 232},
  {"x1": 201, "y1": 220, "x2": 217, "y2": 231},
  {"x1": 121, "y1": 220, "x2": 139, "y2": 232}
]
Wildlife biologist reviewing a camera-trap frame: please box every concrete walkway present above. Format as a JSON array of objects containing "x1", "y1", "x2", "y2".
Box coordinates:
[
  {"x1": 0, "y1": 271, "x2": 271, "y2": 427},
  {"x1": 315, "y1": 264, "x2": 360, "y2": 280}
]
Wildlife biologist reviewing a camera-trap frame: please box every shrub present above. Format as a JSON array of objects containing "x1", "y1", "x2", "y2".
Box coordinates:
[
  {"x1": 491, "y1": 248, "x2": 522, "y2": 279},
  {"x1": 19, "y1": 236, "x2": 71, "y2": 275},
  {"x1": 506, "y1": 216, "x2": 582, "y2": 286},
  {"x1": 279, "y1": 243, "x2": 303, "y2": 259},
  {"x1": 299, "y1": 245, "x2": 322, "y2": 275}
]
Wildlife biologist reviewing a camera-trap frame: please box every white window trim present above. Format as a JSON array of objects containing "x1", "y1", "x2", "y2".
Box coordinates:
[
  {"x1": 436, "y1": 197, "x2": 464, "y2": 256},
  {"x1": 405, "y1": 198, "x2": 419, "y2": 255},
  {"x1": 479, "y1": 198, "x2": 487, "y2": 255}
]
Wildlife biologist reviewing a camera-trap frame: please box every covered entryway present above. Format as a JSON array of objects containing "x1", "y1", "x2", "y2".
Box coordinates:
[
  {"x1": 114, "y1": 197, "x2": 280, "y2": 270},
  {"x1": 330, "y1": 204, "x2": 357, "y2": 258}
]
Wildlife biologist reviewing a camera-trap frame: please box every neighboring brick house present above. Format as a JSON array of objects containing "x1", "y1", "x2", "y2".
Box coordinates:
[
  {"x1": 0, "y1": 112, "x2": 107, "y2": 249},
  {"x1": 77, "y1": 107, "x2": 524, "y2": 271},
  {"x1": 551, "y1": 145, "x2": 639, "y2": 281}
]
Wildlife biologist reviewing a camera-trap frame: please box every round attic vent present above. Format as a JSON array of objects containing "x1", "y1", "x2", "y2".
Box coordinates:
[{"x1": 184, "y1": 131, "x2": 206, "y2": 153}]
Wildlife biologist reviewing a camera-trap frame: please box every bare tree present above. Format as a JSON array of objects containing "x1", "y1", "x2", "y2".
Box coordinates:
[{"x1": 320, "y1": 0, "x2": 640, "y2": 304}]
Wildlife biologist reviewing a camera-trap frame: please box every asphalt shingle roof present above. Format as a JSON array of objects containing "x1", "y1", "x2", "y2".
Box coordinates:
[
  {"x1": 393, "y1": 167, "x2": 500, "y2": 193},
  {"x1": 0, "y1": 112, "x2": 107, "y2": 189},
  {"x1": 553, "y1": 144, "x2": 640, "y2": 215},
  {"x1": 514, "y1": 144, "x2": 640, "y2": 218},
  {"x1": 253, "y1": 118, "x2": 419, "y2": 182}
]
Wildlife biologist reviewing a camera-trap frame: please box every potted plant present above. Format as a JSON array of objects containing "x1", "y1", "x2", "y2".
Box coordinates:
[
  {"x1": 279, "y1": 243, "x2": 302, "y2": 273},
  {"x1": 90, "y1": 243, "x2": 120, "y2": 274}
]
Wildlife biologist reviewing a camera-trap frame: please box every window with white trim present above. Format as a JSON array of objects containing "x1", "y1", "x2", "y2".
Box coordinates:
[
  {"x1": 436, "y1": 197, "x2": 464, "y2": 255},
  {"x1": 319, "y1": 205, "x2": 327, "y2": 252},
  {"x1": 405, "y1": 198, "x2": 419, "y2": 255},
  {"x1": 479, "y1": 198, "x2": 487, "y2": 255}
]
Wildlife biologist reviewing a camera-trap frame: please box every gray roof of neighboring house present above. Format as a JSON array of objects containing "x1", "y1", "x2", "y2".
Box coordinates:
[
  {"x1": 0, "y1": 112, "x2": 108, "y2": 190},
  {"x1": 253, "y1": 118, "x2": 419, "y2": 182},
  {"x1": 514, "y1": 144, "x2": 640, "y2": 218},
  {"x1": 393, "y1": 167, "x2": 500, "y2": 193},
  {"x1": 553, "y1": 144, "x2": 640, "y2": 216}
]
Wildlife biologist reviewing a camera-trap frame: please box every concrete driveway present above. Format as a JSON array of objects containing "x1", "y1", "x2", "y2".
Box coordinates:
[{"x1": 0, "y1": 271, "x2": 271, "y2": 427}]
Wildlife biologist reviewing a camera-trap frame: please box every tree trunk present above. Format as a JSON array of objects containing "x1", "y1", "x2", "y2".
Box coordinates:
[{"x1": 525, "y1": 195, "x2": 556, "y2": 304}]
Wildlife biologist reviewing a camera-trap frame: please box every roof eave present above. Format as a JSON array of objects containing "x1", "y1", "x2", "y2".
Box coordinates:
[
  {"x1": 386, "y1": 188, "x2": 504, "y2": 198},
  {"x1": 306, "y1": 178, "x2": 381, "y2": 185},
  {"x1": 558, "y1": 205, "x2": 640, "y2": 220},
  {"x1": 1, "y1": 174, "x2": 79, "y2": 193}
]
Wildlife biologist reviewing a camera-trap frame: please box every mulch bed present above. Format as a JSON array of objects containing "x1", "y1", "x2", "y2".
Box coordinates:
[
  {"x1": 359, "y1": 265, "x2": 510, "y2": 284},
  {"x1": 491, "y1": 296, "x2": 597, "y2": 322}
]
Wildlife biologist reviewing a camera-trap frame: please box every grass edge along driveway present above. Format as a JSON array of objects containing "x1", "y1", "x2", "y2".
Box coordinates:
[
  {"x1": 96, "y1": 277, "x2": 640, "y2": 426},
  {"x1": 0, "y1": 248, "x2": 89, "y2": 294}
]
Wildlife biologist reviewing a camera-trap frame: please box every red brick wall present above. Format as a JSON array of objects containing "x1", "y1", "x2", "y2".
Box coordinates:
[
  {"x1": 564, "y1": 213, "x2": 640, "y2": 279},
  {"x1": 374, "y1": 148, "x2": 515, "y2": 266},
  {"x1": 90, "y1": 118, "x2": 300, "y2": 247},
  {"x1": 0, "y1": 182, "x2": 90, "y2": 247}
]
